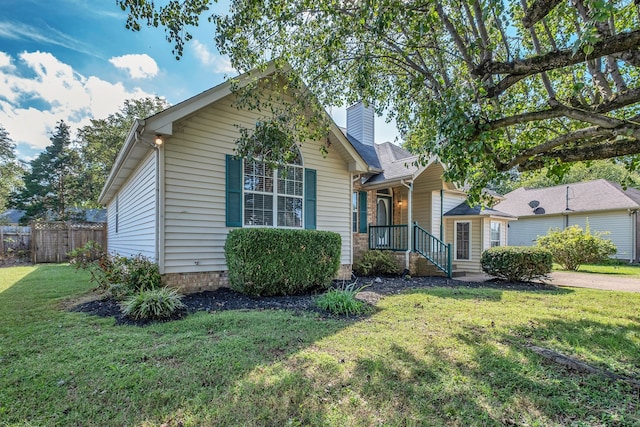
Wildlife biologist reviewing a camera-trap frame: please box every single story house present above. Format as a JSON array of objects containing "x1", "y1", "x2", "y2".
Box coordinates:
[
  {"x1": 495, "y1": 179, "x2": 640, "y2": 262},
  {"x1": 99, "y1": 63, "x2": 513, "y2": 291}
]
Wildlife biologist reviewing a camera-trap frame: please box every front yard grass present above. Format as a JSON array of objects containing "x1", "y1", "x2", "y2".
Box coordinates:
[
  {"x1": 1, "y1": 264, "x2": 639, "y2": 426},
  {"x1": 553, "y1": 262, "x2": 640, "y2": 277}
]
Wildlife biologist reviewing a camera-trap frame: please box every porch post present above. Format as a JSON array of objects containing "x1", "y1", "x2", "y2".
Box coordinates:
[{"x1": 402, "y1": 180, "x2": 413, "y2": 272}]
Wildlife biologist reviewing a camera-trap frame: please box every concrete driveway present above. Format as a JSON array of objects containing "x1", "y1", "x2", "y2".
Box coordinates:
[
  {"x1": 458, "y1": 271, "x2": 640, "y2": 293},
  {"x1": 547, "y1": 271, "x2": 640, "y2": 293}
]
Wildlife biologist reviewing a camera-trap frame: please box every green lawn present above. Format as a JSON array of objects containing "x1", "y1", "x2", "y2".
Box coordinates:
[
  {"x1": 1, "y1": 265, "x2": 639, "y2": 426},
  {"x1": 554, "y1": 262, "x2": 640, "y2": 277}
]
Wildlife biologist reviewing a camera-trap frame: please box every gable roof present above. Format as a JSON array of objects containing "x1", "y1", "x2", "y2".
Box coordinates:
[
  {"x1": 444, "y1": 202, "x2": 515, "y2": 218},
  {"x1": 99, "y1": 62, "x2": 370, "y2": 205},
  {"x1": 495, "y1": 179, "x2": 640, "y2": 217}
]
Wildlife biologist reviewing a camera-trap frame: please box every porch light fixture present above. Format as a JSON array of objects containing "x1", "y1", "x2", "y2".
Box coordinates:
[{"x1": 154, "y1": 135, "x2": 164, "y2": 146}]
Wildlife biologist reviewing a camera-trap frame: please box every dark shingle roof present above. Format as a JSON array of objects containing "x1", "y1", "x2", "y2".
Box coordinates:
[
  {"x1": 495, "y1": 179, "x2": 640, "y2": 217},
  {"x1": 444, "y1": 202, "x2": 515, "y2": 218}
]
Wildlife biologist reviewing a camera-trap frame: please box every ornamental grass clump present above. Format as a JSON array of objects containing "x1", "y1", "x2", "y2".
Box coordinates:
[
  {"x1": 316, "y1": 282, "x2": 371, "y2": 315},
  {"x1": 121, "y1": 287, "x2": 186, "y2": 320}
]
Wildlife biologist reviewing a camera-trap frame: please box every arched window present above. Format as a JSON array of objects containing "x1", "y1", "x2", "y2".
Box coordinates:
[{"x1": 243, "y1": 148, "x2": 304, "y2": 227}]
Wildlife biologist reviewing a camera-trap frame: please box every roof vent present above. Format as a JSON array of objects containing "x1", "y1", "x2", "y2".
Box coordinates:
[
  {"x1": 533, "y1": 207, "x2": 545, "y2": 215},
  {"x1": 528, "y1": 200, "x2": 540, "y2": 208}
]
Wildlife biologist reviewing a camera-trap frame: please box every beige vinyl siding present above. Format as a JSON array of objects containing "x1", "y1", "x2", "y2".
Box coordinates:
[
  {"x1": 507, "y1": 216, "x2": 564, "y2": 246},
  {"x1": 445, "y1": 217, "x2": 482, "y2": 272},
  {"x1": 162, "y1": 94, "x2": 352, "y2": 274},
  {"x1": 413, "y1": 164, "x2": 445, "y2": 233},
  {"x1": 431, "y1": 191, "x2": 467, "y2": 240},
  {"x1": 106, "y1": 152, "x2": 157, "y2": 259},
  {"x1": 568, "y1": 212, "x2": 633, "y2": 261}
]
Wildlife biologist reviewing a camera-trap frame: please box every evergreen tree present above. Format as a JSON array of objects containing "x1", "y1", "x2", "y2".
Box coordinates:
[
  {"x1": 14, "y1": 121, "x2": 81, "y2": 222},
  {"x1": 0, "y1": 125, "x2": 24, "y2": 213}
]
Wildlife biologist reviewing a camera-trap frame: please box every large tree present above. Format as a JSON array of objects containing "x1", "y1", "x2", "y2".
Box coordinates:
[
  {"x1": 14, "y1": 121, "x2": 82, "y2": 222},
  {"x1": 0, "y1": 125, "x2": 24, "y2": 213},
  {"x1": 76, "y1": 97, "x2": 170, "y2": 205},
  {"x1": 118, "y1": 0, "x2": 640, "y2": 201}
]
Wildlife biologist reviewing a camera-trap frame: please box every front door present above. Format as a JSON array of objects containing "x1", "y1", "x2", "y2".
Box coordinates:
[{"x1": 376, "y1": 196, "x2": 391, "y2": 246}]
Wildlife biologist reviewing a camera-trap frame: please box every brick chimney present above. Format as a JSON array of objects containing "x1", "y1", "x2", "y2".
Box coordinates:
[{"x1": 346, "y1": 102, "x2": 375, "y2": 146}]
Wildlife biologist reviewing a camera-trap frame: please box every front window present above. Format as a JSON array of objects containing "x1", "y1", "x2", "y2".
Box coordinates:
[
  {"x1": 243, "y1": 151, "x2": 303, "y2": 227},
  {"x1": 490, "y1": 221, "x2": 501, "y2": 247},
  {"x1": 455, "y1": 221, "x2": 471, "y2": 260}
]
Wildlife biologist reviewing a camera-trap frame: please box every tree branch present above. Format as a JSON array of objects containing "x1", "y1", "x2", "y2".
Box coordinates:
[
  {"x1": 522, "y1": 0, "x2": 563, "y2": 27},
  {"x1": 475, "y1": 30, "x2": 640, "y2": 76},
  {"x1": 519, "y1": 137, "x2": 640, "y2": 170}
]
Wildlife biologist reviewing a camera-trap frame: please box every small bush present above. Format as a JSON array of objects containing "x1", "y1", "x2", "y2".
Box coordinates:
[
  {"x1": 316, "y1": 282, "x2": 370, "y2": 315},
  {"x1": 225, "y1": 228, "x2": 341, "y2": 296},
  {"x1": 481, "y1": 246, "x2": 552, "y2": 282},
  {"x1": 69, "y1": 242, "x2": 161, "y2": 298},
  {"x1": 121, "y1": 287, "x2": 186, "y2": 320},
  {"x1": 353, "y1": 250, "x2": 398, "y2": 277},
  {"x1": 536, "y1": 225, "x2": 617, "y2": 270}
]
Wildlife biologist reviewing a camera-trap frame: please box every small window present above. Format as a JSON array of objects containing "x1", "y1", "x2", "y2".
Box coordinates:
[
  {"x1": 455, "y1": 221, "x2": 471, "y2": 260},
  {"x1": 490, "y1": 221, "x2": 501, "y2": 247}
]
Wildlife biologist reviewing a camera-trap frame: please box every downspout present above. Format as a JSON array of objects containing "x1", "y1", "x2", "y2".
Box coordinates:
[
  {"x1": 401, "y1": 179, "x2": 413, "y2": 272},
  {"x1": 630, "y1": 209, "x2": 638, "y2": 263},
  {"x1": 440, "y1": 189, "x2": 444, "y2": 240},
  {"x1": 135, "y1": 129, "x2": 161, "y2": 266}
]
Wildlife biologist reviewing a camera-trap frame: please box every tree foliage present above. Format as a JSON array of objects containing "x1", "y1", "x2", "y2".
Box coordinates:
[
  {"x1": 118, "y1": 0, "x2": 640, "y2": 201},
  {"x1": 77, "y1": 97, "x2": 169, "y2": 205},
  {"x1": 0, "y1": 125, "x2": 24, "y2": 213},
  {"x1": 536, "y1": 224, "x2": 617, "y2": 270},
  {"x1": 493, "y1": 159, "x2": 640, "y2": 194},
  {"x1": 13, "y1": 121, "x2": 82, "y2": 222}
]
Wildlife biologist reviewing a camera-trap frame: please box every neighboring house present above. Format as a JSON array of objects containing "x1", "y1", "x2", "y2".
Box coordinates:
[
  {"x1": 346, "y1": 104, "x2": 514, "y2": 275},
  {"x1": 495, "y1": 179, "x2": 640, "y2": 262},
  {"x1": 99, "y1": 63, "x2": 370, "y2": 291},
  {"x1": 100, "y1": 63, "x2": 513, "y2": 291}
]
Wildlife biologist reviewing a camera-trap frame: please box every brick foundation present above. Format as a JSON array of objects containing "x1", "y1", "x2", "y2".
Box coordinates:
[{"x1": 163, "y1": 271, "x2": 229, "y2": 294}]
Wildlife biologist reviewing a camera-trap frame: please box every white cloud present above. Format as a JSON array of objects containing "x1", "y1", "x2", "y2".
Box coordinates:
[
  {"x1": 109, "y1": 54, "x2": 159, "y2": 79},
  {"x1": 0, "y1": 51, "x2": 157, "y2": 154},
  {"x1": 191, "y1": 40, "x2": 235, "y2": 73},
  {"x1": 0, "y1": 51, "x2": 13, "y2": 69}
]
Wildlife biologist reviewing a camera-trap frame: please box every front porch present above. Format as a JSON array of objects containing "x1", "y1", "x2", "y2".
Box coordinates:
[{"x1": 366, "y1": 223, "x2": 452, "y2": 277}]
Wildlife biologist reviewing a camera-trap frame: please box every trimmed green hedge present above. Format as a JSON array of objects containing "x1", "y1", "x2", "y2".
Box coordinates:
[
  {"x1": 224, "y1": 228, "x2": 341, "y2": 296},
  {"x1": 481, "y1": 246, "x2": 552, "y2": 282}
]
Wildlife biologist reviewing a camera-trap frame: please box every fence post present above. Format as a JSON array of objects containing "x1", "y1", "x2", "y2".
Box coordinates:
[{"x1": 0, "y1": 226, "x2": 3, "y2": 257}]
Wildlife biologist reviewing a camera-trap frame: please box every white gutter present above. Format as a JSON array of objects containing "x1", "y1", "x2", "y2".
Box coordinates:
[{"x1": 401, "y1": 179, "x2": 413, "y2": 272}]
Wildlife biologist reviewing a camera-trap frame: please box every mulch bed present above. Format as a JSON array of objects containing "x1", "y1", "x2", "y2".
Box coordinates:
[{"x1": 70, "y1": 276, "x2": 558, "y2": 326}]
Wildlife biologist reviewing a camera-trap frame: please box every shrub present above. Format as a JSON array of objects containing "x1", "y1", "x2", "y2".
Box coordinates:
[
  {"x1": 121, "y1": 287, "x2": 186, "y2": 320},
  {"x1": 353, "y1": 250, "x2": 398, "y2": 277},
  {"x1": 536, "y1": 225, "x2": 617, "y2": 270},
  {"x1": 225, "y1": 228, "x2": 341, "y2": 296},
  {"x1": 481, "y1": 246, "x2": 552, "y2": 282},
  {"x1": 316, "y1": 282, "x2": 370, "y2": 315},
  {"x1": 69, "y1": 242, "x2": 161, "y2": 298}
]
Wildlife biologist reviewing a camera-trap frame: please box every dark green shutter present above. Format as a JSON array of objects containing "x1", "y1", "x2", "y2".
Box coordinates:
[
  {"x1": 359, "y1": 191, "x2": 368, "y2": 233},
  {"x1": 304, "y1": 168, "x2": 317, "y2": 229},
  {"x1": 226, "y1": 155, "x2": 242, "y2": 227}
]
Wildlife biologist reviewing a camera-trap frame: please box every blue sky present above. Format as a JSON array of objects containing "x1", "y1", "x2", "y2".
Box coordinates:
[{"x1": 0, "y1": 0, "x2": 398, "y2": 161}]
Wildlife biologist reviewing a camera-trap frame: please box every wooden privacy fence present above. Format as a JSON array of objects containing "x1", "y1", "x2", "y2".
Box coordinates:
[
  {"x1": 0, "y1": 226, "x2": 31, "y2": 257},
  {"x1": 31, "y1": 222, "x2": 107, "y2": 264}
]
